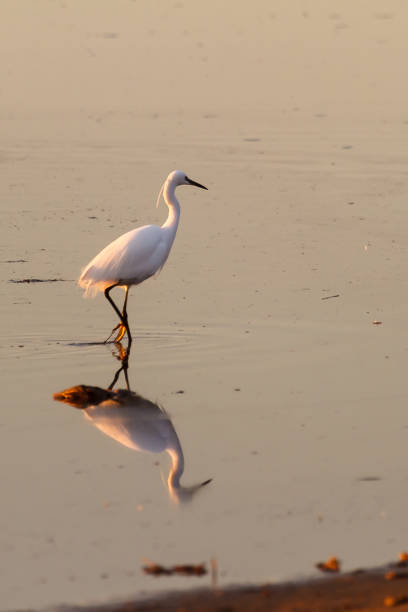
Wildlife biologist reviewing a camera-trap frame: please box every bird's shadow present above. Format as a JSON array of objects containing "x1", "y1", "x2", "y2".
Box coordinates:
[
  {"x1": 66, "y1": 338, "x2": 130, "y2": 348},
  {"x1": 67, "y1": 341, "x2": 111, "y2": 347}
]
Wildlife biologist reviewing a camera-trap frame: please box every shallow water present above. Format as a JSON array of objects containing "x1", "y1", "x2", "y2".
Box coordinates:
[{"x1": 2, "y1": 1, "x2": 408, "y2": 609}]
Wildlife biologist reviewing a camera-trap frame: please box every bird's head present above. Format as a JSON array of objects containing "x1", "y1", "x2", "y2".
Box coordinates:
[
  {"x1": 156, "y1": 170, "x2": 208, "y2": 208},
  {"x1": 167, "y1": 170, "x2": 208, "y2": 190}
]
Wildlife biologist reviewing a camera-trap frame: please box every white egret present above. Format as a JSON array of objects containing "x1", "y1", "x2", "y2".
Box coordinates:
[{"x1": 78, "y1": 170, "x2": 208, "y2": 344}]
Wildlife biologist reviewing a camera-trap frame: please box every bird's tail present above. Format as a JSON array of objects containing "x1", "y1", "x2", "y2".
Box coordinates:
[{"x1": 78, "y1": 267, "x2": 104, "y2": 297}]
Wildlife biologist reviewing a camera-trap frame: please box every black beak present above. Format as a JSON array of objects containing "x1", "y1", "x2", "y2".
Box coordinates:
[{"x1": 186, "y1": 176, "x2": 208, "y2": 190}]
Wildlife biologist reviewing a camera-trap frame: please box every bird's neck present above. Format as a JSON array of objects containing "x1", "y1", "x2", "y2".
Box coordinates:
[{"x1": 161, "y1": 181, "x2": 181, "y2": 238}]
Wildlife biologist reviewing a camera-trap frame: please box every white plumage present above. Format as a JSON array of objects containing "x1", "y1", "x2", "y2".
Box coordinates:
[
  {"x1": 78, "y1": 170, "x2": 207, "y2": 344},
  {"x1": 79, "y1": 225, "x2": 168, "y2": 295}
]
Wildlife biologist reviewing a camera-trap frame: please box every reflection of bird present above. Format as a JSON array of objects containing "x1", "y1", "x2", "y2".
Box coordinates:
[
  {"x1": 54, "y1": 385, "x2": 211, "y2": 504},
  {"x1": 78, "y1": 170, "x2": 208, "y2": 345}
]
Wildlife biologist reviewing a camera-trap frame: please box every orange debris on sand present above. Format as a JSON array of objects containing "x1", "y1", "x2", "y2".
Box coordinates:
[
  {"x1": 315, "y1": 556, "x2": 341, "y2": 573},
  {"x1": 390, "y1": 552, "x2": 408, "y2": 569},
  {"x1": 384, "y1": 594, "x2": 408, "y2": 607}
]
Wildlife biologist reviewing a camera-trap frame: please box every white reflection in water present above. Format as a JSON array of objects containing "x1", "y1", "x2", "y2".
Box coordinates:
[{"x1": 54, "y1": 384, "x2": 211, "y2": 504}]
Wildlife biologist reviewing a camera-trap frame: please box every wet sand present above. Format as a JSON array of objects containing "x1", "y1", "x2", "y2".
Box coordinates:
[
  {"x1": 58, "y1": 565, "x2": 408, "y2": 612},
  {"x1": 2, "y1": 1, "x2": 408, "y2": 610}
]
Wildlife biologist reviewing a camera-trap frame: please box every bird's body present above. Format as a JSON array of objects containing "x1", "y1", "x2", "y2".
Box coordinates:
[
  {"x1": 78, "y1": 170, "x2": 207, "y2": 344},
  {"x1": 79, "y1": 224, "x2": 173, "y2": 294}
]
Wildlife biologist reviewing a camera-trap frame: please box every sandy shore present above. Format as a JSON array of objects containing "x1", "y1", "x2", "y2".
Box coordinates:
[{"x1": 57, "y1": 564, "x2": 408, "y2": 612}]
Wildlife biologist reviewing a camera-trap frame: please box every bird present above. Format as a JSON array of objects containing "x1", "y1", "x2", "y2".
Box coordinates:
[
  {"x1": 78, "y1": 170, "x2": 208, "y2": 344},
  {"x1": 54, "y1": 384, "x2": 212, "y2": 504}
]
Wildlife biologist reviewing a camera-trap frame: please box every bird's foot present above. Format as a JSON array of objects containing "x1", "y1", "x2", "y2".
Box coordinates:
[
  {"x1": 104, "y1": 325, "x2": 119, "y2": 343},
  {"x1": 114, "y1": 323, "x2": 127, "y2": 343},
  {"x1": 104, "y1": 323, "x2": 127, "y2": 344}
]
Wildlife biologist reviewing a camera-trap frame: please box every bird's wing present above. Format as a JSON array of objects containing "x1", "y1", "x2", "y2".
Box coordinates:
[{"x1": 79, "y1": 225, "x2": 166, "y2": 291}]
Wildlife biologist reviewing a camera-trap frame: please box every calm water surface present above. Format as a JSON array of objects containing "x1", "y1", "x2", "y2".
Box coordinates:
[
  {"x1": 2, "y1": 1, "x2": 408, "y2": 608},
  {"x1": 2, "y1": 125, "x2": 407, "y2": 610}
]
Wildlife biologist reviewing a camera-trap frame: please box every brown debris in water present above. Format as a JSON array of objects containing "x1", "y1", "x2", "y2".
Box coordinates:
[
  {"x1": 142, "y1": 562, "x2": 207, "y2": 577},
  {"x1": 143, "y1": 564, "x2": 173, "y2": 577},
  {"x1": 321, "y1": 294, "x2": 340, "y2": 300},
  {"x1": 315, "y1": 556, "x2": 341, "y2": 573},
  {"x1": 173, "y1": 564, "x2": 207, "y2": 576},
  {"x1": 9, "y1": 277, "x2": 68, "y2": 283}
]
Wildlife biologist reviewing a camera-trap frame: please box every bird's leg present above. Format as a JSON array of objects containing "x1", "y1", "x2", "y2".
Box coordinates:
[
  {"x1": 123, "y1": 361, "x2": 130, "y2": 390},
  {"x1": 104, "y1": 284, "x2": 132, "y2": 346},
  {"x1": 108, "y1": 360, "x2": 130, "y2": 390},
  {"x1": 112, "y1": 286, "x2": 131, "y2": 344},
  {"x1": 108, "y1": 364, "x2": 122, "y2": 389},
  {"x1": 122, "y1": 285, "x2": 130, "y2": 319},
  {"x1": 108, "y1": 345, "x2": 130, "y2": 390}
]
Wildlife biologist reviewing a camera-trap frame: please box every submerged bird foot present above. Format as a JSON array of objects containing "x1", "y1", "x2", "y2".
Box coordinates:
[{"x1": 112, "y1": 342, "x2": 129, "y2": 363}]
